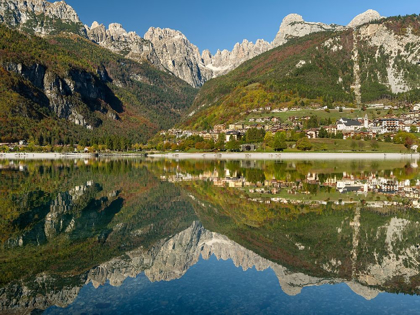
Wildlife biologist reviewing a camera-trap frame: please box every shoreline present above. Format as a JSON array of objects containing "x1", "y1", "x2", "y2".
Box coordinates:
[
  {"x1": 0, "y1": 152, "x2": 146, "y2": 160},
  {"x1": 1, "y1": 151, "x2": 419, "y2": 161},
  {"x1": 148, "y1": 152, "x2": 420, "y2": 160}
]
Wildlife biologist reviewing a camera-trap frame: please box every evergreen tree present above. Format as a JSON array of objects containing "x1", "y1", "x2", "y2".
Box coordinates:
[
  {"x1": 226, "y1": 139, "x2": 240, "y2": 152},
  {"x1": 318, "y1": 127, "x2": 328, "y2": 138}
]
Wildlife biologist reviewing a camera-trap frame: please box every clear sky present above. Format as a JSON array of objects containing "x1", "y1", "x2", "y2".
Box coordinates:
[{"x1": 66, "y1": 0, "x2": 419, "y2": 54}]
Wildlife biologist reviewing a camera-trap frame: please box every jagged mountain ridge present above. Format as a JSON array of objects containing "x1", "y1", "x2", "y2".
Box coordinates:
[
  {"x1": 90, "y1": 9, "x2": 384, "y2": 87},
  {"x1": 180, "y1": 14, "x2": 420, "y2": 130},
  {"x1": 0, "y1": 0, "x2": 385, "y2": 87},
  {"x1": 85, "y1": 22, "x2": 163, "y2": 70}
]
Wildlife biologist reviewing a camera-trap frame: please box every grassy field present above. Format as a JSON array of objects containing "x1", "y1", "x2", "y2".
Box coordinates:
[
  {"x1": 248, "y1": 189, "x2": 393, "y2": 202},
  {"x1": 258, "y1": 139, "x2": 409, "y2": 153},
  {"x1": 308, "y1": 139, "x2": 409, "y2": 153},
  {"x1": 310, "y1": 139, "x2": 410, "y2": 153},
  {"x1": 243, "y1": 108, "x2": 405, "y2": 125},
  {"x1": 182, "y1": 139, "x2": 410, "y2": 154}
]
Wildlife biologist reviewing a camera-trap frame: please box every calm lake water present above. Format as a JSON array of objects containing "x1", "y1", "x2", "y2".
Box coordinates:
[{"x1": 2, "y1": 158, "x2": 420, "y2": 314}]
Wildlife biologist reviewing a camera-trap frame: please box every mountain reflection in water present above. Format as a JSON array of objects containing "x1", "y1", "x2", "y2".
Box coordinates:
[{"x1": 1, "y1": 158, "x2": 420, "y2": 314}]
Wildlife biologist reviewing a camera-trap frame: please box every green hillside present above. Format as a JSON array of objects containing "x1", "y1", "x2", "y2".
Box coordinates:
[
  {"x1": 0, "y1": 24, "x2": 197, "y2": 145},
  {"x1": 180, "y1": 15, "x2": 420, "y2": 130}
]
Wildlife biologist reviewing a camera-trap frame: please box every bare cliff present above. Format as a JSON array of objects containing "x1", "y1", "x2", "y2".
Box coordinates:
[{"x1": 0, "y1": 0, "x2": 85, "y2": 35}]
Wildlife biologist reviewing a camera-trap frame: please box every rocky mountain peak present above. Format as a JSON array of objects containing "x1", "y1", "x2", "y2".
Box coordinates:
[
  {"x1": 272, "y1": 13, "x2": 343, "y2": 47},
  {"x1": 90, "y1": 20, "x2": 101, "y2": 29},
  {"x1": 107, "y1": 22, "x2": 129, "y2": 39},
  {"x1": 282, "y1": 13, "x2": 305, "y2": 25},
  {"x1": 347, "y1": 9, "x2": 383, "y2": 28},
  {"x1": 84, "y1": 20, "x2": 162, "y2": 68},
  {"x1": 0, "y1": 0, "x2": 81, "y2": 24},
  {"x1": 144, "y1": 26, "x2": 207, "y2": 87},
  {"x1": 0, "y1": 0, "x2": 84, "y2": 35},
  {"x1": 144, "y1": 26, "x2": 188, "y2": 42}
]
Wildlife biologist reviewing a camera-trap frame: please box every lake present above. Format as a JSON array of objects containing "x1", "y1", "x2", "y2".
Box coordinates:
[{"x1": 2, "y1": 158, "x2": 420, "y2": 314}]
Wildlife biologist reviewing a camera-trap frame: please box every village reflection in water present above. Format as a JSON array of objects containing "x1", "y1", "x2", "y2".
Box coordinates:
[
  {"x1": 1, "y1": 158, "x2": 420, "y2": 314},
  {"x1": 158, "y1": 158, "x2": 420, "y2": 209}
]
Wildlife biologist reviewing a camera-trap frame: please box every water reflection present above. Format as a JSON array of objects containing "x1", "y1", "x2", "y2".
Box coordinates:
[
  {"x1": 156, "y1": 159, "x2": 420, "y2": 209},
  {"x1": 78, "y1": 221, "x2": 381, "y2": 300},
  {"x1": 1, "y1": 159, "x2": 420, "y2": 313}
]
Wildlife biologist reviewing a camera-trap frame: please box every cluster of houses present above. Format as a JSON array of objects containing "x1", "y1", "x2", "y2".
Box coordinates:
[
  {"x1": 0, "y1": 140, "x2": 28, "y2": 151},
  {"x1": 320, "y1": 114, "x2": 420, "y2": 139},
  {"x1": 163, "y1": 104, "x2": 420, "y2": 145},
  {"x1": 159, "y1": 161, "x2": 420, "y2": 209}
]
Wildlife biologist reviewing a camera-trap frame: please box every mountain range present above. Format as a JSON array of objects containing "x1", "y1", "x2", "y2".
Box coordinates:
[
  {"x1": 0, "y1": 0, "x2": 386, "y2": 88},
  {"x1": 0, "y1": 0, "x2": 419, "y2": 142},
  {"x1": 84, "y1": 8, "x2": 386, "y2": 88}
]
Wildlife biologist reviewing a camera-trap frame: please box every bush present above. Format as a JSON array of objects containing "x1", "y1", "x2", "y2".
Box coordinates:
[{"x1": 296, "y1": 138, "x2": 313, "y2": 151}]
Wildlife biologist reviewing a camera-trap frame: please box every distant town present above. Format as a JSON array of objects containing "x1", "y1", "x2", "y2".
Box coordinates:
[{"x1": 159, "y1": 103, "x2": 420, "y2": 152}]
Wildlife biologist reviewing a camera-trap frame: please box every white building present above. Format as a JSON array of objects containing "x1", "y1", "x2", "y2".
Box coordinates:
[{"x1": 336, "y1": 118, "x2": 362, "y2": 131}]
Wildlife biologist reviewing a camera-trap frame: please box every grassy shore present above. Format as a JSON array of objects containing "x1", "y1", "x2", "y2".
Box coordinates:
[
  {"x1": 309, "y1": 139, "x2": 408, "y2": 153},
  {"x1": 149, "y1": 152, "x2": 420, "y2": 161}
]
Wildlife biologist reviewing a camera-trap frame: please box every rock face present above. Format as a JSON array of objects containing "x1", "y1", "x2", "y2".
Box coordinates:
[
  {"x1": 0, "y1": 0, "x2": 85, "y2": 35},
  {"x1": 272, "y1": 13, "x2": 344, "y2": 47},
  {"x1": 356, "y1": 21, "x2": 420, "y2": 94},
  {"x1": 0, "y1": 274, "x2": 84, "y2": 313},
  {"x1": 143, "y1": 27, "x2": 209, "y2": 87},
  {"x1": 3, "y1": 60, "x2": 122, "y2": 128},
  {"x1": 85, "y1": 22, "x2": 162, "y2": 69},
  {"x1": 144, "y1": 27, "x2": 273, "y2": 87},
  {"x1": 202, "y1": 39, "x2": 272, "y2": 77},
  {"x1": 348, "y1": 9, "x2": 383, "y2": 28}
]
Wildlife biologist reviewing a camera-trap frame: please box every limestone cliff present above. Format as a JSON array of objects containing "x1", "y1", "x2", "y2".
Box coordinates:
[
  {"x1": 272, "y1": 13, "x2": 344, "y2": 47},
  {"x1": 0, "y1": 0, "x2": 85, "y2": 35},
  {"x1": 144, "y1": 27, "x2": 211, "y2": 87},
  {"x1": 202, "y1": 38, "x2": 272, "y2": 77},
  {"x1": 3, "y1": 60, "x2": 121, "y2": 128},
  {"x1": 85, "y1": 22, "x2": 162, "y2": 69},
  {"x1": 356, "y1": 20, "x2": 420, "y2": 94},
  {"x1": 144, "y1": 27, "x2": 273, "y2": 87},
  {"x1": 348, "y1": 9, "x2": 383, "y2": 28}
]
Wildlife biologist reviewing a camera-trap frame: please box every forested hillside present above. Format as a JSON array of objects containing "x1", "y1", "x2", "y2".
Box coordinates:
[{"x1": 0, "y1": 24, "x2": 197, "y2": 145}]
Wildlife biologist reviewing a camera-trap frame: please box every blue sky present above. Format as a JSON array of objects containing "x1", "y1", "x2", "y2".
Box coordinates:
[{"x1": 66, "y1": 0, "x2": 419, "y2": 54}]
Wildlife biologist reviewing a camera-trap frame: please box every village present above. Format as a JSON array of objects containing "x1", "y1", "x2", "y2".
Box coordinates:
[{"x1": 162, "y1": 103, "x2": 420, "y2": 151}]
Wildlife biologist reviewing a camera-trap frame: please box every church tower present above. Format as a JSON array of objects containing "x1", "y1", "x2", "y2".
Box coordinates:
[{"x1": 364, "y1": 114, "x2": 369, "y2": 129}]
